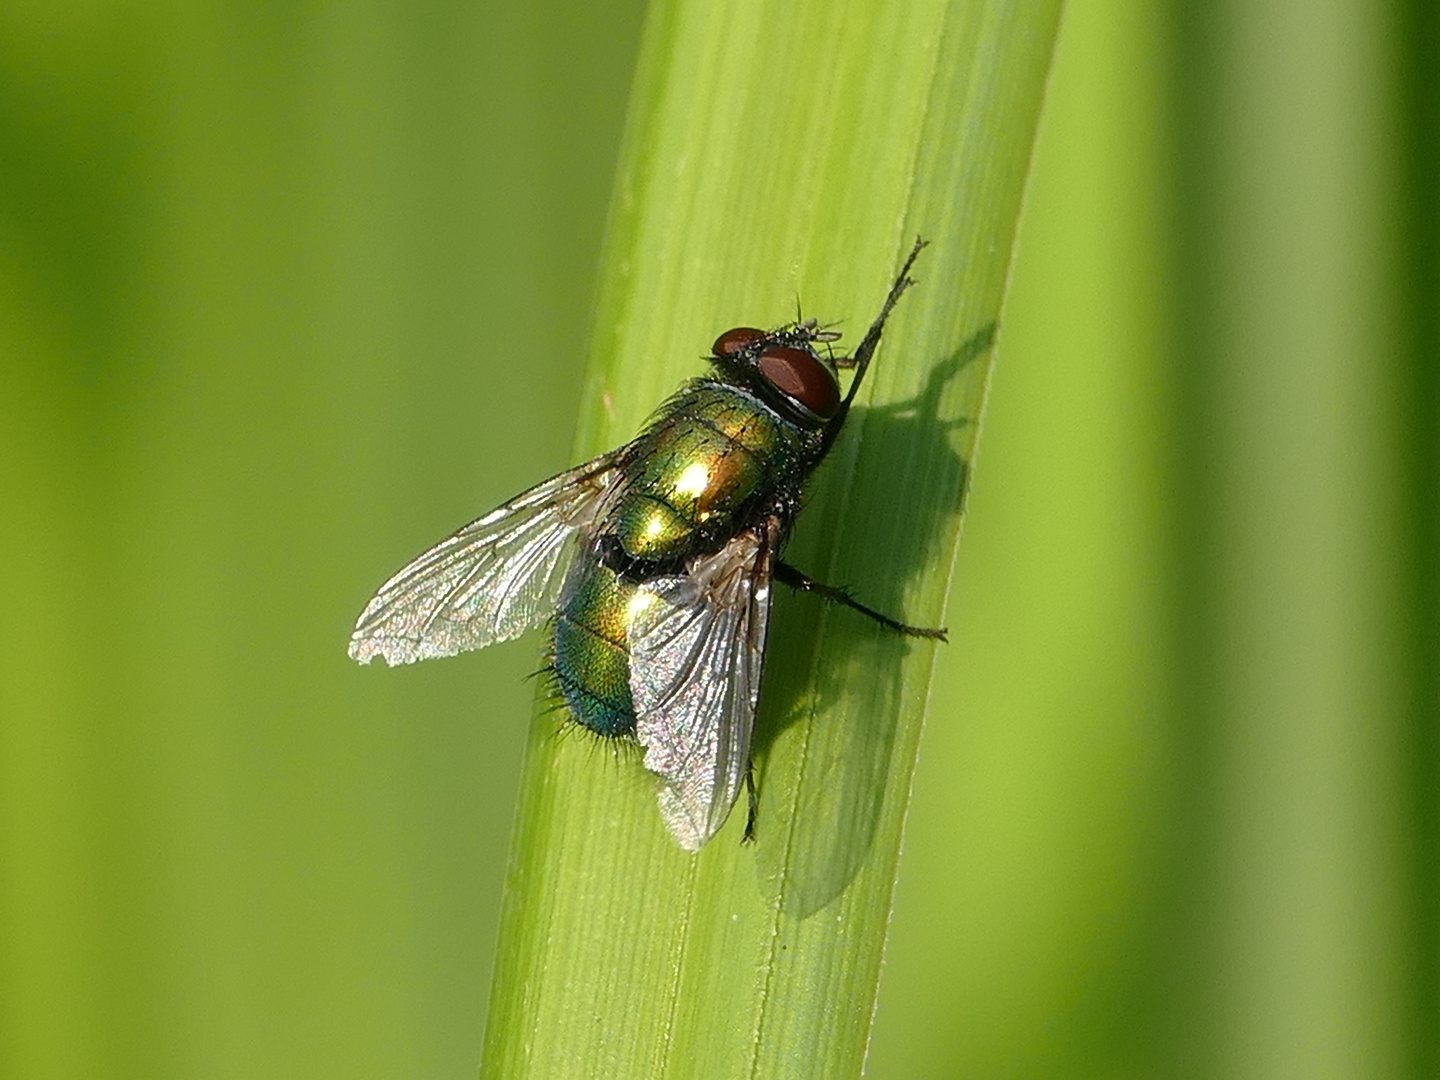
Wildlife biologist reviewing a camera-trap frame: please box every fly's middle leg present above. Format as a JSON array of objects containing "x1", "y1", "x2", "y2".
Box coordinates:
[{"x1": 775, "y1": 560, "x2": 947, "y2": 641}]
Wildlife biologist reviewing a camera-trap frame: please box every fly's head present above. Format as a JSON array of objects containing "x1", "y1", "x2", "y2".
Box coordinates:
[{"x1": 709, "y1": 319, "x2": 844, "y2": 429}]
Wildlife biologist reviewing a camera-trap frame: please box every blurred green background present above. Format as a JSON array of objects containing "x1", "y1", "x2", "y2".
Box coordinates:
[{"x1": 1, "y1": 1, "x2": 1434, "y2": 1078}]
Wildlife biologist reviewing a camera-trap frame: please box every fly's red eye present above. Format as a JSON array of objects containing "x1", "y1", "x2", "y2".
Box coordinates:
[
  {"x1": 758, "y1": 344, "x2": 840, "y2": 420},
  {"x1": 711, "y1": 326, "x2": 765, "y2": 358}
]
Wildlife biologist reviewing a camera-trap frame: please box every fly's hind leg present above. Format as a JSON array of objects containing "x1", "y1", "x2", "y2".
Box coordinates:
[
  {"x1": 742, "y1": 763, "x2": 758, "y2": 844},
  {"x1": 776, "y1": 560, "x2": 947, "y2": 641}
]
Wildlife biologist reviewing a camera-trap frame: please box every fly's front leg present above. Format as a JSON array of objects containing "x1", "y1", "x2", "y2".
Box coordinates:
[
  {"x1": 836, "y1": 237, "x2": 929, "y2": 398},
  {"x1": 820, "y1": 239, "x2": 929, "y2": 457},
  {"x1": 775, "y1": 560, "x2": 947, "y2": 640}
]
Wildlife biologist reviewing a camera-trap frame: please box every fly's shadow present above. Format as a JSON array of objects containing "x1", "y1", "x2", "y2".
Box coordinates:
[{"x1": 748, "y1": 321, "x2": 997, "y2": 917}]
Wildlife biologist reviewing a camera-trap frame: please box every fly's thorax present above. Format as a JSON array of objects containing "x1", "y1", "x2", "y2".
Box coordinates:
[
  {"x1": 677, "y1": 383, "x2": 806, "y2": 458},
  {"x1": 611, "y1": 494, "x2": 693, "y2": 564},
  {"x1": 606, "y1": 383, "x2": 815, "y2": 565},
  {"x1": 552, "y1": 550, "x2": 637, "y2": 738}
]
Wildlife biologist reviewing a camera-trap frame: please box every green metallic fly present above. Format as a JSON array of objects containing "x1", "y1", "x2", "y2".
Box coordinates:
[{"x1": 348, "y1": 239, "x2": 943, "y2": 850}]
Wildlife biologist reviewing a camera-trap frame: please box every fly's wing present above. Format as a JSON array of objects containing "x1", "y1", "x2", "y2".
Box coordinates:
[
  {"x1": 627, "y1": 523, "x2": 775, "y2": 851},
  {"x1": 348, "y1": 449, "x2": 626, "y2": 666}
]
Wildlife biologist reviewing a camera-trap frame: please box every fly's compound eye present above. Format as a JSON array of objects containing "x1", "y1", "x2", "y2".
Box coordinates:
[
  {"x1": 712, "y1": 326, "x2": 766, "y2": 358},
  {"x1": 757, "y1": 344, "x2": 840, "y2": 420}
]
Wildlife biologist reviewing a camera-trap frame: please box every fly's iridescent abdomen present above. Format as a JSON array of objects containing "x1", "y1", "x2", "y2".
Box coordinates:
[
  {"x1": 551, "y1": 381, "x2": 816, "y2": 739},
  {"x1": 551, "y1": 559, "x2": 635, "y2": 737}
]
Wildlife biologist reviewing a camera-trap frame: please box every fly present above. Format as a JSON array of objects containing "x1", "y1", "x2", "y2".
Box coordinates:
[{"x1": 348, "y1": 239, "x2": 944, "y2": 850}]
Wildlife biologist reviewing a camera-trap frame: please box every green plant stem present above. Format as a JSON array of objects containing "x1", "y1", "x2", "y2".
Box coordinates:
[{"x1": 481, "y1": 2, "x2": 1061, "y2": 1077}]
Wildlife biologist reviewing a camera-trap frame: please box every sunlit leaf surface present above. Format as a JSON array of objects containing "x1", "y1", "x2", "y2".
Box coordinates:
[{"x1": 481, "y1": 3, "x2": 1061, "y2": 1077}]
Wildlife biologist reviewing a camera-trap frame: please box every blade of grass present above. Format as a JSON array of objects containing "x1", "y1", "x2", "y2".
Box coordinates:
[{"x1": 482, "y1": 2, "x2": 1061, "y2": 1077}]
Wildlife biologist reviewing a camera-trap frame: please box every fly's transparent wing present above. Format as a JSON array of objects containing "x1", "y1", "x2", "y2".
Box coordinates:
[
  {"x1": 348, "y1": 449, "x2": 626, "y2": 665},
  {"x1": 628, "y1": 524, "x2": 775, "y2": 851}
]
